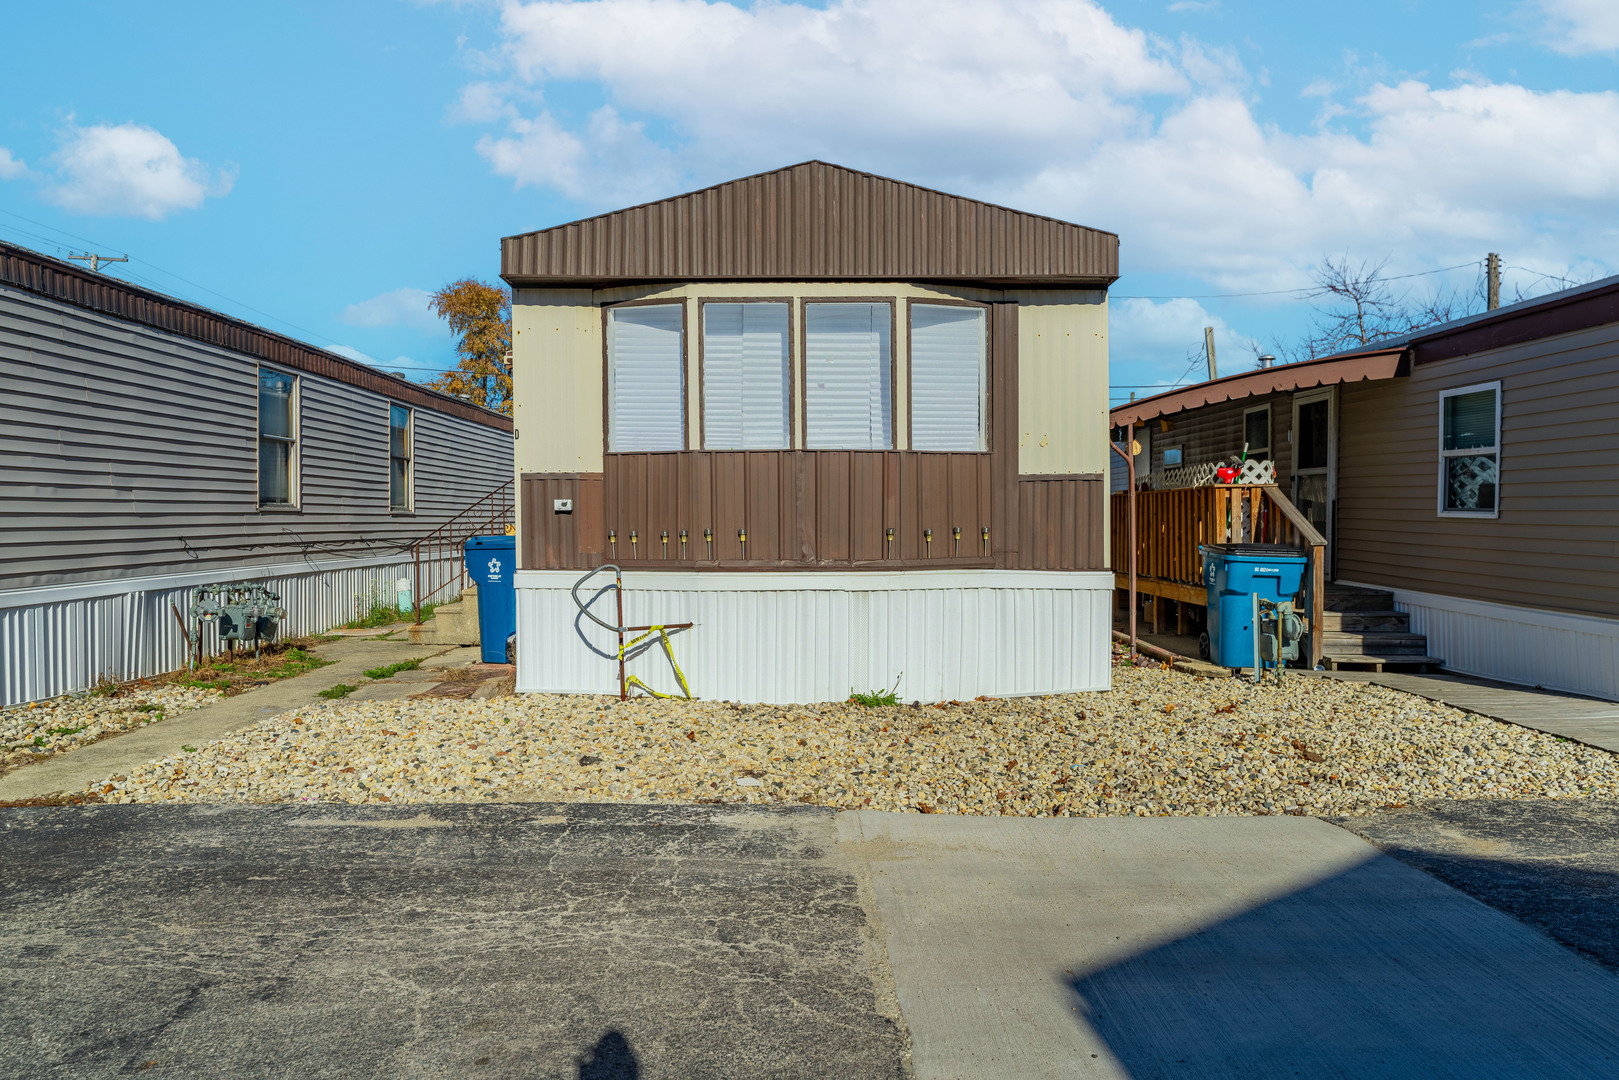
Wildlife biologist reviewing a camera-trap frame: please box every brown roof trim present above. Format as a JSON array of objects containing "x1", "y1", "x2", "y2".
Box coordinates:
[
  {"x1": 0, "y1": 241, "x2": 511, "y2": 432},
  {"x1": 501, "y1": 160, "x2": 1118, "y2": 289},
  {"x1": 1109, "y1": 348, "x2": 1408, "y2": 427},
  {"x1": 1411, "y1": 278, "x2": 1619, "y2": 364}
]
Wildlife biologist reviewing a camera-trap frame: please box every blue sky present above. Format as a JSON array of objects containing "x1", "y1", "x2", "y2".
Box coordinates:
[{"x1": 3, "y1": 0, "x2": 1616, "y2": 402}]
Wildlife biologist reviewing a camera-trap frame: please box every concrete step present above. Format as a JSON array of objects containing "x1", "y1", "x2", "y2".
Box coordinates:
[
  {"x1": 1321, "y1": 611, "x2": 1410, "y2": 632},
  {"x1": 405, "y1": 587, "x2": 481, "y2": 646},
  {"x1": 1322, "y1": 631, "x2": 1430, "y2": 655}
]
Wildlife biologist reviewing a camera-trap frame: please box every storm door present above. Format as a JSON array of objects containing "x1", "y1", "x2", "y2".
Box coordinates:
[{"x1": 1291, "y1": 388, "x2": 1336, "y2": 578}]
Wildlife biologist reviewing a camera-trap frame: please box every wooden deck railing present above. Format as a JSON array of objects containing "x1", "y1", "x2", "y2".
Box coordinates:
[{"x1": 1109, "y1": 484, "x2": 1328, "y2": 667}]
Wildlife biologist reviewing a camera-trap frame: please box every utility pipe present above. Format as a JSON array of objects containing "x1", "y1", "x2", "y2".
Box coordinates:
[{"x1": 1108, "y1": 422, "x2": 1138, "y2": 661}]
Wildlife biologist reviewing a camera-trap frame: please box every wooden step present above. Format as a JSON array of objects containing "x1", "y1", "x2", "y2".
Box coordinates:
[
  {"x1": 1323, "y1": 586, "x2": 1398, "y2": 612},
  {"x1": 1321, "y1": 611, "x2": 1410, "y2": 632},
  {"x1": 1322, "y1": 631, "x2": 1431, "y2": 654},
  {"x1": 1322, "y1": 653, "x2": 1445, "y2": 673}
]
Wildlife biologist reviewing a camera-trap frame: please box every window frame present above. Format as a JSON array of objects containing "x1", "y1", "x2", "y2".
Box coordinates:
[
  {"x1": 601, "y1": 298, "x2": 690, "y2": 455},
  {"x1": 798, "y1": 297, "x2": 898, "y2": 451},
  {"x1": 389, "y1": 402, "x2": 414, "y2": 514},
  {"x1": 1437, "y1": 380, "x2": 1502, "y2": 520},
  {"x1": 1241, "y1": 402, "x2": 1272, "y2": 460},
  {"x1": 697, "y1": 296, "x2": 795, "y2": 451},
  {"x1": 256, "y1": 365, "x2": 300, "y2": 510},
  {"x1": 906, "y1": 297, "x2": 990, "y2": 453}
]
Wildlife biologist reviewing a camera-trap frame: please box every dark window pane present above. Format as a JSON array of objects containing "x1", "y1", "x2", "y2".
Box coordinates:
[
  {"x1": 1443, "y1": 390, "x2": 1496, "y2": 450},
  {"x1": 259, "y1": 370, "x2": 294, "y2": 439},
  {"x1": 391, "y1": 457, "x2": 409, "y2": 510},
  {"x1": 259, "y1": 438, "x2": 291, "y2": 504},
  {"x1": 1296, "y1": 399, "x2": 1330, "y2": 470},
  {"x1": 1445, "y1": 454, "x2": 1497, "y2": 511},
  {"x1": 1244, "y1": 409, "x2": 1269, "y2": 454}
]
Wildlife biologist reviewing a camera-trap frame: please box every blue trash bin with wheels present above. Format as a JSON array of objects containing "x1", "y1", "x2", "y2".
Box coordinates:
[
  {"x1": 1199, "y1": 543, "x2": 1308, "y2": 670},
  {"x1": 464, "y1": 535, "x2": 517, "y2": 664}
]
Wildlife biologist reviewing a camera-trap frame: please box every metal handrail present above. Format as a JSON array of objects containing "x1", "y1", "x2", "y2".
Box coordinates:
[{"x1": 410, "y1": 478, "x2": 514, "y2": 623}]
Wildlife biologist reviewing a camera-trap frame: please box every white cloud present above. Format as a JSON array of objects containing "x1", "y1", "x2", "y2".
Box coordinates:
[
  {"x1": 459, "y1": 0, "x2": 1619, "y2": 292},
  {"x1": 1535, "y1": 0, "x2": 1619, "y2": 55},
  {"x1": 326, "y1": 344, "x2": 381, "y2": 365},
  {"x1": 0, "y1": 148, "x2": 28, "y2": 181},
  {"x1": 340, "y1": 287, "x2": 448, "y2": 334},
  {"x1": 42, "y1": 123, "x2": 233, "y2": 219},
  {"x1": 1110, "y1": 297, "x2": 1259, "y2": 384}
]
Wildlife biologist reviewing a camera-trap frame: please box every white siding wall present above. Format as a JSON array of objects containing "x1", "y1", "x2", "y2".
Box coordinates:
[
  {"x1": 1340, "y1": 582, "x2": 1619, "y2": 702},
  {"x1": 515, "y1": 570, "x2": 1112, "y2": 703}
]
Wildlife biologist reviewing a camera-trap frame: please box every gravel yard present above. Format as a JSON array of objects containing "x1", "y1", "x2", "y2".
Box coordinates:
[
  {"x1": 86, "y1": 653, "x2": 1619, "y2": 816},
  {"x1": 2, "y1": 685, "x2": 221, "y2": 778}
]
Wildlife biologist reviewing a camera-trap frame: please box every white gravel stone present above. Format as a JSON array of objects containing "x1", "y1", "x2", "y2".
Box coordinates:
[
  {"x1": 3, "y1": 684, "x2": 221, "y2": 777},
  {"x1": 88, "y1": 647, "x2": 1619, "y2": 816}
]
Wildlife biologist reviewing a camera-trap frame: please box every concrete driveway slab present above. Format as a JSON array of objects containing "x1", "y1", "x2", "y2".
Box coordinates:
[{"x1": 842, "y1": 812, "x2": 1619, "y2": 1079}]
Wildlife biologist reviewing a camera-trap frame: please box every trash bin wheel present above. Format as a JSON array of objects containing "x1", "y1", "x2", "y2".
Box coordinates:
[{"x1": 1198, "y1": 632, "x2": 1211, "y2": 661}]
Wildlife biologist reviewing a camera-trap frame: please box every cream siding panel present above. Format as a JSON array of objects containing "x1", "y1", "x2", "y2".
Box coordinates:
[
  {"x1": 1336, "y1": 322, "x2": 1619, "y2": 619},
  {"x1": 514, "y1": 569, "x2": 1113, "y2": 702},
  {"x1": 511, "y1": 288, "x2": 600, "y2": 474},
  {"x1": 1011, "y1": 291, "x2": 1108, "y2": 475}
]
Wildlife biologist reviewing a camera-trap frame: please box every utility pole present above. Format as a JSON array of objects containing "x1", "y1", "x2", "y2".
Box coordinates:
[
  {"x1": 1486, "y1": 252, "x2": 1501, "y2": 311},
  {"x1": 1204, "y1": 326, "x2": 1218, "y2": 381},
  {"x1": 67, "y1": 252, "x2": 128, "y2": 273}
]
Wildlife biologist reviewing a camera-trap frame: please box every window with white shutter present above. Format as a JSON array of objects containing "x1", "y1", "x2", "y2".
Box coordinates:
[
  {"x1": 909, "y1": 304, "x2": 986, "y2": 451},
  {"x1": 702, "y1": 302, "x2": 790, "y2": 449},
  {"x1": 804, "y1": 302, "x2": 892, "y2": 449},
  {"x1": 608, "y1": 304, "x2": 685, "y2": 452}
]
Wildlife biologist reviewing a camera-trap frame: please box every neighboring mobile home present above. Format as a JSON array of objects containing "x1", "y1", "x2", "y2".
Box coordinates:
[
  {"x1": 0, "y1": 242, "x2": 513, "y2": 706},
  {"x1": 504, "y1": 161, "x2": 1117, "y2": 702},
  {"x1": 1110, "y1": 274, "x2": 1619, "y2": 700}
]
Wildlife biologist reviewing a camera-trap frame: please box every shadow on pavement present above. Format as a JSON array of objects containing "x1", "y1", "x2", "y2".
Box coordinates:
[
  {"x1": 1065, "y1": 855, "x2": 1619, "y2": 1078},
  {"x1": 577, "y1": 1030, "x2": 639, "y2": 1079}
]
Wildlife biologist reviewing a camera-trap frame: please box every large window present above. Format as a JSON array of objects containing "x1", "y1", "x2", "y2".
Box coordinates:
[
  {"x1": 1439, "y1": 382, "x2": 1500, "y2": 517},
  {"x1": 608, "y1": 304, "x2": 685, "y2": 452},
  {"x1": 804, "y1": 302, "x2": 892, "y2": 450},
  {"x1": 909, "y1": 303, "x2": 986, "y2": 451},
  {"x1": 390, "y1": 404, "x2": 412, "y2": 511},
  {"x1": 258, "y1": 368, "x2": 297, "y2": 506},
  {"x1": 703, "y1": 302, "x2": 789, "y2": 449}
]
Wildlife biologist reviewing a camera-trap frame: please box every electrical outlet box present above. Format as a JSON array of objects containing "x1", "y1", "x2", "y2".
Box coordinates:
[{"x1": 553, "y1": 498, "x2": 573, "y2": 513}]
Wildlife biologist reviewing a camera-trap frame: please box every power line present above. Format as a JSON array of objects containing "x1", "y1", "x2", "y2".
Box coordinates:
[{"x1": 1112, "y1": 261, "x2": 1480, "y2": 301}]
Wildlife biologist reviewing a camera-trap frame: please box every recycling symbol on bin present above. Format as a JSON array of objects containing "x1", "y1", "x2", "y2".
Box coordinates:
[{"x1": 487, "y1": 557, "x2": 502, "y2": 577}]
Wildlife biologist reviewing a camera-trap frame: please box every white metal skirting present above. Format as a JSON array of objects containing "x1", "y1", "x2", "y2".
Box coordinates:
[
  {"x1": 1339, "y1": 581, "x2": 1619, "y2": 702},
  {"x1": 0, "y1": 554, "x2": 461, "y2": 707},
  {"x1": 515, "y1": 569, "x2": 1114, "y2": 703}
]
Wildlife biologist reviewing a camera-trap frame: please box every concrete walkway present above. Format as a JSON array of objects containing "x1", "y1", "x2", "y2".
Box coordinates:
[
  {"x1": 1316, "y1": 669, "x2": 1619, "y2": 752},
  {"x1": 5, "y1": 805, "x2": 1619, "y2": 1078},
  {"x1": 0, "y1": 637, "x2": 451, "y2": 801}
]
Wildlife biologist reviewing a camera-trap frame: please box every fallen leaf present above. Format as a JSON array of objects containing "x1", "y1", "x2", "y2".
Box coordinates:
[
  {"x1": 916, "y1": 803, "x2": 937, "y2": 814},
  {"x1": 685, "y1": 731, "x2": 697, "y2": 741},
  {"x1": 579, "y1": 755, "x2": 603, "y2": 766}
]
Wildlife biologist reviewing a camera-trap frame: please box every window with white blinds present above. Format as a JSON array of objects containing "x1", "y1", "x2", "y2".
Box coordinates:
[
  {"x1": 702, "y1": 302, "x2": 790, "y2": 449},
  {"x1": 608, "y1": 304, "x2": 686, "y2": 452},
  {"x1": 804, "y1": 302, "x2": 892, "y2": 449},
  {"x1": 909, "y1": 303, "x2": 986, "y2": 451}
]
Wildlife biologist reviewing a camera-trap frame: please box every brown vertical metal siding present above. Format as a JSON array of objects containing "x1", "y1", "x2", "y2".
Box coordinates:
[{"x1": 502, "y1": 162, "x2": 1117, "y2": 286}]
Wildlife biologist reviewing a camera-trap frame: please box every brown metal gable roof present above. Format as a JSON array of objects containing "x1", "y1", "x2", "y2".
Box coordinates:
[
  {"x1": 1109, "y1": 348, "x2": 1408, "y2": 427},
  {"x1": 501, "y1": 161, "x2": 1119, "y2": 288},
  {"x1": 0, "y1": 241, "x2": 511, "y2": 432}
]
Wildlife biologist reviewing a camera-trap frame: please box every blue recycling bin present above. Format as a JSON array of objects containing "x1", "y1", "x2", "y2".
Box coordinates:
[
  {"x1": 464, "y1": 535, "x2": 517, "y2": 664},
  {"x1": 1200, "y1": 544, "x2": 1308, "y2": 670}
]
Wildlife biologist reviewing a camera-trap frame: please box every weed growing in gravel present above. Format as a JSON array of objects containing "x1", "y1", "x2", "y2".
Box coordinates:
[
  {"x1": 364, "y1": 659, "x2": 422, "y2": 680},
  {"x1": 261, "y1": 647, "x2": 330, "y2": 680},
  {"x1": 849, "y1": 675, "x2": 902, "y2": 708},
  {"x1": 181, "y1": 745, "x2": 198, "y2": 753},
  {"x1": 319, "y1": 684, "x2": 359, "y2": 699},
  {"x1": 89, "y1": 677, "x2": 122, "y2": 698}
]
